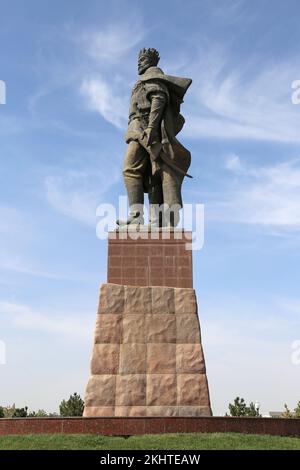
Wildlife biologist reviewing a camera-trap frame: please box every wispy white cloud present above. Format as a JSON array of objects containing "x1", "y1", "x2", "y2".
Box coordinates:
[
  {"x1": 277, "y1": 298, "x2": 300, "y2": 317},
  {"x1": 207, "y1": 0, "x2": 246, "y2": 22},
  {"x1": 80, "y1": 19, "x2": 146, "y2": 62},
  {"x1": 81, "y1": 77, "x2": 128, "y2": 129},
  {"x1": 224, "y1": 153, "x2": 242, "y2": 171},
  {"x1": 46, "y1": 174, "x2": 99, "y2": 226},
  {"x1": 78, "y1": 16, "x2": 148, "y2": 129},
  {"x1": 80, "y1": 36, "x2": 300, "y2": 143},
  {"x1": 207, "y1": 157, "x2": 300, "y2": 228},
  {"x1": 184, "y1": 45, "x2": 300, "y2": 142},
  {"x1": 45, "y1": 164, "x2": 120, "y2": 226},
  {"x1": 25, "y1": 16, "x2": 146, "y2": 132},
  {"x1": 0, "y1": 301, "x2": 93, "y2": 342},
  {"x1": 0, "y1": 259, "x2": 97, "y2": 283}
]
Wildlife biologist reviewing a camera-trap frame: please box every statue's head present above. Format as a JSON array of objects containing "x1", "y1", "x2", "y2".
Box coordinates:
[{"x1": 138, "y1": 48, "x2": 160, "y2": 75}]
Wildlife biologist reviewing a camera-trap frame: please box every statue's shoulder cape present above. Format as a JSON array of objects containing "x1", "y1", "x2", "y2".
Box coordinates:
[{"x1": 139, "y1": 67, "x2": 192, "y2": 102}]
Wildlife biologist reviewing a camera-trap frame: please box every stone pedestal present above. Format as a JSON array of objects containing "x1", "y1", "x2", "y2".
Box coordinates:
[
  {"x1": 83, "y1": 230, "x2": 212, "y2": 417},
  {"x1": 107, "y1": 230, "x2": 193, "y2": 288}
]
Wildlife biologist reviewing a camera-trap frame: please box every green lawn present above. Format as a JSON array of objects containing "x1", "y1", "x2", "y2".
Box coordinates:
[{"x1": 0, "y1": 433, "x2": 300, "y2": 450}]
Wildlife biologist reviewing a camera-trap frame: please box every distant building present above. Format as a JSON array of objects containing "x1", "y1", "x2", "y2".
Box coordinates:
[{"x1": 269, "y1": 411, "x2": 296, "y2": 418}]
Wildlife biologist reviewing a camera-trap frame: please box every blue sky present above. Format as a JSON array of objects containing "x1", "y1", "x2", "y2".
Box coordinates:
[{"x1": 1, "y1": 0, "x2": 300, "y2": 415}]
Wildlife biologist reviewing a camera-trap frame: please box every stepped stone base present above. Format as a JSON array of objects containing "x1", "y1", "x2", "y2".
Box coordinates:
[{"x1": 83, "y1": 283, "x2": 212, "y2": 417}]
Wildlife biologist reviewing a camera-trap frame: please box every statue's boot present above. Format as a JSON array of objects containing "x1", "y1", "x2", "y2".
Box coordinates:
[
  {"x1": 148, "y1": 173, "x2": 164, "y2": 228},
  {"x1": 116, "y1": 178, "x2": 144, "y2": 226},
  {"x1": 168, "y1": 208, "x2": 180, "y2": 228},
  {"x1": 148, "y1": 204, "x2": 164, "y2": 228},
  {"x1": 161, "y1": 168, "x2": 183, "y2": 228},
  {"x1": 148, "y1": 205, "x2": 180, "y2": 228},
  {"x1": 163, "y1": 204, "x2": 181, "y2": 228}
]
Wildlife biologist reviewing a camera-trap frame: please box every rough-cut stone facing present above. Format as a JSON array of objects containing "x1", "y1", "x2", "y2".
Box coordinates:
[
  {"x1": 176, "y1": 344, "x2": 205, "y2": 374},
  {"x1": 94, "y1": 314, "x2": 122, "y2": 344},
  {"x1": 151, "y1": 287, "x2": 175, "y2": 314},
  {"x1": 146, "y1": 406, "x2": 178, "y2": 417},
  {"x1": 177, "y1": 374, "x2": 210, "y2": 406},
  {"x1": 125, "y1": 286, "x2": 152, "y2": 314},
  {"x1": 147, "y1": 374, "x2": 177, "y2": 406},
  {"x1": 91, "y1": 344, "x2": 119, "y2": 375},
  {"x1": 146, "y1": 315, "x2": 176, "y2": 343},
  {"x1": 147, "y1": 343, "x2": 176, "y2": 374},
  {"x1": 84, "y1": 406, "x2": 115, "y2": 417},
  {"x1": 116, "y1": 375, "x2": 146, "y2": 406},
  {"x1": 98, "y1": 284, "x2": 125, "y2": 315},
  {"x1": 114, "y1": 406, "x2": 147, "y2": 417},
  {"x1": 178, "y1": 406, "x2": 212, "y2": 417},
  {"x1": 122, "y1": 314, "x2": 146, "y2": 343},
  {"x1": 176, "y1": 315, "x2": 201, "y2": 343},
  {"x1": 84, "y1": 375, "x2": 116, "y2": 407},
  {"x1": 84, "y1": 283, "x2": 212, "y2": 417},
  {"x1": 174, "y1": 288, "x2": 197, "y2": 314},
  {"x1": 119, "y1": 344, "x2": 147, "y2": 374}
]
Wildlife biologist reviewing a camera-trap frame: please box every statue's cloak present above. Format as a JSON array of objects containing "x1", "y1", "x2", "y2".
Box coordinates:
[{"x1": 139, "y1": 66, "x2": 193, "y2": 181}]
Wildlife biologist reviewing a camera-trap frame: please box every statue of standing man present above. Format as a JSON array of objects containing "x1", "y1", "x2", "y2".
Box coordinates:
[{"x1": 117, "y1": 48, "x2": 192, "y2": 228}]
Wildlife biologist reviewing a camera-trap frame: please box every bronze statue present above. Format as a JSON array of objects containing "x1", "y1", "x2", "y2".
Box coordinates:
[{"x1": 117, "y1": 48, "x2": 192, "y2": 228}]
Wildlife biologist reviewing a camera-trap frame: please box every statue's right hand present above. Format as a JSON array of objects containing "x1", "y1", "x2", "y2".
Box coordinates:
[{"x1": 143, "y1": 127, "x2": 157, "y2": 147}]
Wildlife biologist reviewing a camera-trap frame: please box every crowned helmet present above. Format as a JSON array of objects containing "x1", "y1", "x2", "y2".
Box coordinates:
[{"x1": 138, "y1": 48, "x2": 160, "y2": 66}]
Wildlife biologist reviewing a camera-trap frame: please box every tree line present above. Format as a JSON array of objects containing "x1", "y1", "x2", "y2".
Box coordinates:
[
  {"x1": 1, "y1": 394, "x2": 299, "y2": 418},
  {"x1": 0, "y1": 393, "x2": 84, "y2": 418}
]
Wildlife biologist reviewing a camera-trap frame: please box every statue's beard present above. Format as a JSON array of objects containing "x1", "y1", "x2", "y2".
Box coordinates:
[
  {"x1": 138, "y1": 65, "x2": 148, "y2": 75},
  {"x1": 138, "y1": 62, "x2": 153, "y2": 75}
]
